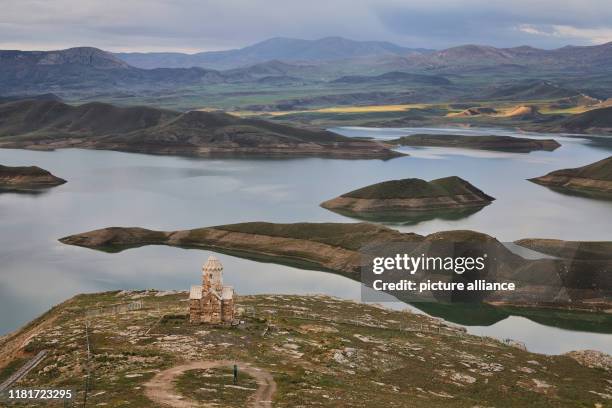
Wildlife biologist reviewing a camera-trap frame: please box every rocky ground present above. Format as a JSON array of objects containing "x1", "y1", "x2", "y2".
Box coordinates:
[{"x1": 0, "y1": 291, "x2": 611, "y2": 407}]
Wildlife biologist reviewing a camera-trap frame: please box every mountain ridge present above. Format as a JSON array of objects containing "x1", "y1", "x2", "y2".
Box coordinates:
[
  {"x1": 115, "y1": 36, "x2": 432, "y2": 69},
  {"x1": 113, "y1": 38, "x2": 612, "y2": 71}
]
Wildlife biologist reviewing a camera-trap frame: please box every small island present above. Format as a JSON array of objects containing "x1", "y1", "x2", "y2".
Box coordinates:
[
  {"x1": 320, "y1": 176, "x2": 494, "y2": 221},
  {"x1": 390, "y1": 134, "x2": 561, "y2": 153},
  {"x1": 0, "y1": 164, "x2": 66, "y2": 191},
  {"x1": 529, "y1": 156, "x2": 612, "y2": 198}
]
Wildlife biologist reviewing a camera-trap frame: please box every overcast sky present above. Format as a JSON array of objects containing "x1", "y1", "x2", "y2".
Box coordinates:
[{"x1": 2, "y1": 0, "x2": 612, "y2": 52}]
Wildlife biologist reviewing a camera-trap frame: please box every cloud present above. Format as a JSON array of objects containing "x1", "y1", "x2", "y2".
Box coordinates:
[
  {"x1": 376, "y1": 0, "x2": 612, "y2": 48},
  {"x1": 517, "y1": 23, "x2": 612, "y2": 44},
  {"x1": 1, "y1": 0, "x2": 612, "y2": 51},
  {"x1": 517, "y1": 25, "x2": 549, "y2": 36}
]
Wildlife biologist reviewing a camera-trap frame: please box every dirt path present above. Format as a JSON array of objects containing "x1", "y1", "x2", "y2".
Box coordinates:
[{"x1": 144, "y1": 360, "x2": 276, "y2": 408}]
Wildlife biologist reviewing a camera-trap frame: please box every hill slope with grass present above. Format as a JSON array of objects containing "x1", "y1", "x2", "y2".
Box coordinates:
[
  {"x1": 557, "y1": 107, "x2": 612, "y2": 133},
  {"x1": 2, "y1": 291, "x2": 610, "y2": 407},
  {"x1": 529, "y1": 156, "x2": 612, "y2": 197},
  {"x1": 331, "y1": 71, "x2": 451, "y2": 86},
  {"x1": 0, "y1": 100, "x2": 400, "y2": 159}
]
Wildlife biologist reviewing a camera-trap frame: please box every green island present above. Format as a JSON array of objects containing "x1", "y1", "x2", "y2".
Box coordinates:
[
  {"x1": 389, "y1": 134, "x2": 561, "y2": 153},
  {"x1": 320, "y1": 176, "x2": 494, "y2": 222},
  {"x1": 0, "y1": 164, "x2": 66, "y2": 191}
]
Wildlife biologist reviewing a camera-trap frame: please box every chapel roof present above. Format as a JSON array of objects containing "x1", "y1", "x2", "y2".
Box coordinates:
[
  {"x1": 189, "y1": 285, "x2": 202, "y2": 300},
  {"x1": 222, "y1": 286, "x2": 234, "y2": 300}
]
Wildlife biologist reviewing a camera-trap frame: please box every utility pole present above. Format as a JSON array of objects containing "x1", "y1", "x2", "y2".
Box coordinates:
[{"x1": 83, "y1": 321, "x2": 91, "y2": 408}]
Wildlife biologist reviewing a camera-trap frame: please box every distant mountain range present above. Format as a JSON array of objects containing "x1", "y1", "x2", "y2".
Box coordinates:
[
  {"x1": 115, "y1": 37, "x2": 432, "y2": 69},
  {"x1": 407, "y1": 42, "x2": 612, "y2": 72},
  {"x1": 1, "y1": 37, "x2": 612, "y2": 102},
  {"x1": 114, "y1": 37, "x2": 612, "y2": 73}
]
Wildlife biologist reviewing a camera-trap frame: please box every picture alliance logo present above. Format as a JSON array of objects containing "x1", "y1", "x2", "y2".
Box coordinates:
[{"x1": 371, "y1": 253, "x2": 488, "y2": 275}]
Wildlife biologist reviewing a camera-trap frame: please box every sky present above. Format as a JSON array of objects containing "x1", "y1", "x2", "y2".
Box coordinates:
[{"x1": 1, "y1": 0, "x2": 612, "y2": 52}]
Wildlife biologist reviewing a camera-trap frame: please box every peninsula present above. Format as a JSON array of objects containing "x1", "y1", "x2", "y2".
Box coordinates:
[
  {"x1": 529, "y1": 156, "x2": 612, "y2": 197},
  {"x1": 59, "y1": 222, "x2": 612, "y2": 311},
  {"x1": 0, "y1": 100, "x2": 401, "y2": 159},
  {"x1": 0, "y1": 164, "x2": 66, "y2": 190},
  {"x1": 390, "y1": 134, "x2": 560, "y2": 153},
  {"x1": 320, "y1": 176, "x2": 494, "y2": 219}
]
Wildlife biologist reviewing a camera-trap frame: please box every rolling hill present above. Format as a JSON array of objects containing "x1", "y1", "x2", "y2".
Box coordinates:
[
  {"x1": 331, "y1": 71, "x2": 451, "y2": 86},
  {"x1": 557, "y1": 106, "x2": 612, "y2": 133},
  {"x1": 0, "y1": 100, "x2": 400, "y2": 159},
  {"x1": 484, "y1": 80, "x2": 581, "y2": 101}
]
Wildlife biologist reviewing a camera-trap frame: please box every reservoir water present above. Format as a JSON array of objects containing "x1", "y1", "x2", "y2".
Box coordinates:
[{"x1": 1, "y1": 127, "x2": 611, "y2": 355}]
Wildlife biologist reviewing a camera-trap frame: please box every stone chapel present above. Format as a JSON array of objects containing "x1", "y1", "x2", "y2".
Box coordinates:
[{"x1": 189, "y1": 256, "x2": 235, "y2": 324}]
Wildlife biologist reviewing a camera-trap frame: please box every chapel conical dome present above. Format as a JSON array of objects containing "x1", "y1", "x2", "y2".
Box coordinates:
[{"x1": 203, "y1": 255, "x2": 223, "y2": 273}]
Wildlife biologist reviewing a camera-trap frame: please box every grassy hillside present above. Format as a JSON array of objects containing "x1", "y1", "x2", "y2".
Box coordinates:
[
  {"x1": 543, "y1": 156, "x2": 612, "y2": 181},
  {"x1": 559, "y1": 107, "x2": 612, "y2": 132},
  {"x1": 3, "y1": 291, "x2": 610, "y2": 407},
  {"x1": 0, "y1": 100, "x2": 177, "y2": 137},
  {"x1": 0, "y1": 100, "x2": 399, "y2": 159},
  {"x1": 529, "y1": 156, "x2": 612, "y2": 197},
  {"x1": 210, "y1": 221, "x2": 406, "y2": 251}
]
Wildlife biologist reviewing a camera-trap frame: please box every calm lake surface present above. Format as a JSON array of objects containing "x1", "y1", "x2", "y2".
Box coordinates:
[{"x1": 1, "y1": 126, "x2": 611, "y2": 355}]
